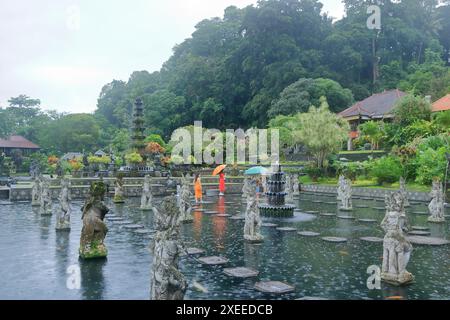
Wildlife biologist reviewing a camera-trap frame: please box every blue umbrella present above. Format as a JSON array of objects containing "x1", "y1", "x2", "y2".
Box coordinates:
[{"x1": 244, "y1": 166, "x2": 269, "y2": 175}]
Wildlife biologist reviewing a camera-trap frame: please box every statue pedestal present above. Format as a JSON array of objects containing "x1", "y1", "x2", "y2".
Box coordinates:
[
  {"x1": 113, "y1": 197, "x2": 125, "y2": 203},
  {"x1": 244, "y1": 236, "x2": 264, "y2": 243},
  {"x1": 381, "y1": 271, "x2": 414, "y2": 286},
  {"x1": 140, "y1": 205, "x2": 152, "y2": 211},
  {"x1": 427, "y1": 216, "x2": 445, "y2": 223},
  {"x1": 79, "y1": 243, "x2": 108, "y2": 259}
]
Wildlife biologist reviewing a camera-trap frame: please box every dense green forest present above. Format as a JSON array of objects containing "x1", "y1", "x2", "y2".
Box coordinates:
[{"x1": 1, "y1": 0, "x2": 450, "y2": 154}]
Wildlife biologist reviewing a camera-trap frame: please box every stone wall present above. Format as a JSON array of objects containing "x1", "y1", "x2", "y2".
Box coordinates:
[{"x1": 301, "y1": 184, "x2": 430, "y2": 202}]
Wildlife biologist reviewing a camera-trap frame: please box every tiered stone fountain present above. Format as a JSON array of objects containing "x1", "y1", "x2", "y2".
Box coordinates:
[{"x1": 259, "y1": 164, "x2": 295, "y2": 217}]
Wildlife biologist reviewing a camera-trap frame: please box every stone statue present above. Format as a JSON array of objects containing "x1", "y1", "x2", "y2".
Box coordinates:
[
  {"x1": 55, "y1": 178, "x2": 71, "y2": 230},
  {"x1": 337, "y1": 175, "x2": 352, "y2": 211},
  {"x1": 150, "y1": 195, "x2": 187, "y2": 300},
  {"x1": 113, "y1": 176, "x2": 125, "y2": 203},
  {"x1": 293, "y1": 174, "x2": 300, "y2": 195},
  {"x1": 39, "y1": 178, "x2": 53, "y2": 216},
  {"x1": 243, "y1": 178, "x2": 263, "y2": 243},
  {"x1": 178, "y1": 174, "x2": 193, "y2": 223},
  {"x1": 79, "y1": 182, "x2": 109, "y2": 259},
  {"x1": 285, "y1": 174, "x2": 294, "y2": 204},
  {"x1": 140, "y1": 175, "x2": 153, "y2": 210},
  {"x1": 428, "y1": 179, "x2": 445, "y2": 223},
  {"x1": 399, "y1": 177, "x2": 410, "y2": 207},
  {"x1": 31, "y1": 176, "x2": 42, "y2": 206},
  {"x1": 242, "y1": 177, "x2": 250, "y2": 198},
  {"x1": 380, "y1": 191, "x2": 414, "y2": 285}
]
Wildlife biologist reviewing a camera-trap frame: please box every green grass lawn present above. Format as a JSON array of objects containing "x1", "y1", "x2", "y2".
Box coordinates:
[{"x1": 299, "y1": 175, "x2": 430, "y2": 193}]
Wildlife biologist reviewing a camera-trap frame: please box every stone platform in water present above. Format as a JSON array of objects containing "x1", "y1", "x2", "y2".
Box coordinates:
[
  {"x1": 214, "y1": 214, "x2": 230, "y2": 217},
  {"x1": 229, "y1": 215, "x2": 245, "y2": 220},
  {"x1": 296, "y1": 297, "x2": 329, "y2": 300},
  {"x1": 322, "y1": 237, "x2": 348, "y2": 243},
  {"x1": 123, "y1": 224, "x2": 144, "y2": 229},
  {"x1": 407, "y1": 236, "x2": 450, "y2": 246},
  {"x1": 412, "y1": 211, "x2": 428, "y2": 215},
  {"x1": 337, "y1": 215, "x2": 355, "y2": 220},
  {"x1": 408, "y1": 230, "x2": 431, "y2": 236},
  {"x1": 194, "y1": 208, "x2": 206, "y2": 212},
  {"x1": 186, "y1": 247, "x2": 205, "y2": 255},
  {"x1": 113, "y1": 220, "x2": 133, "y2": 225},
  {"x1": 320, "y1": 213, "x2": 336, "y2": 217},
  {"x1": 297, "y1": 231, "x2": 320, "y2": 237},
  {"x1": 304, "y1": 211, "x2": 319, "y2": 214},
  {"x1": 204, "y1": 211, "x2": 219, "y2": 214},
  {"x1": 198, "y1": 256, "x2": 229, "y2": 265},
  {"x1": 133, "y1": 229, "x2": 154, "y2": 235},
  {"x1": 107, "y1": 217, "x2": 124, "y2": 221},
  {"x1": 373, "y1": 207, "x2": 386, "y2": 211},
  {"x1": 254, "y1": 281, "x2": 294, "y2": 294},
  {"x1": 355, "y1": 205, "x2": 369, "y2": 208},
  {"x1": 360, "y1": 236, "x2": 383, "y2": 243},
  {"x1": 0, "y1": 201, "x2": 13, "y2": 205},
  {"x1": 261, "y1": 223, "x2": 278, "y2": 228},
  {"x1": 358, "y1": 219, "x2": 377, "y2": 223},
  {"x1": 223, "y1": 267, "x2": 259, "y2": 278},
  {"x1": 276, "y1": 227, "x2": 297, "y2": 232}
]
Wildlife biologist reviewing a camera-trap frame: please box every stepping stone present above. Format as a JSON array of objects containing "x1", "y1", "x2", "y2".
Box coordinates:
[
  {"x1": 355, "y1": 205, "x2": 369, "y2": 208},
  {"x1": 373, "y1": 207, "x2": 385, "y2": 211},
  {"x1": 198, "y1": 256, "x2": 229, "y2": 265},
  {"x1": 276, "y1": 227, "x2": 297, "y2": 232},
  {"x1": 262, "y1": 223, "x2": 278, "y2": 228},
  {"x1": 123, "y1": 224, "x2": 144, "y2": 229},
  {"x1": 358, "y1": 219, "x2": 377, "y2": 223},
  {"x1": 312, "y1": 200, "x2": 323, "y2": 203},
  {"x1": 325, "y1": 202, "x2": 337, "y2": 205},
  {"x1": 254, "y1": 281, "x2": 295, "y2": 294},
  {"x1": 194, "y1": 208, "x2": 206, "y2": 212},
  {"x1": 320, "y1": 213, "x2": 336, "y2": 217},
  {"x1": 360, "y1": 198, "x2": 373, "y2": 201},
  {"x1": 305, "y1": 211, "x2": 319, "y2": 214},
  {"x1": 214, "y1": 214, "x2": 230, "y2": 217},
  {"x1": 0, "y1": 201, "x2": 13, "y2": 205},
  {"x1": 229, "y1": 216, "x2": 245, "y2": 220},
  {"x1": 360, "y1": 236, "x2": 383, "y2": 243},
  {"x1": 407, "y1": 236, "x2": 450, "y2": 246},
  {"x1": 412, "y1": 211, "x2": 428, "y2": 215},
  {"x1": 204, "y1": 211, "x2": 219, "y2": 214},
  {"x1": 113, "y1": 220, "x2": 133, "y2": 225},
  {"x1": 408, "y1": 230, "x2": 431, "y2": 236},
  {"x1": 133, "y1": 229, "x2": 154, "y2": 234},
  {"x1": 297, "y1": 231, "x2": 320, "y2": 237},
  {"x1": 411, "y1": 226, "x2": 429, "y2": 231},
  {"x1": 223, "y1": 267, "x2": 259, "y2": 278},
  {"x1": 107, "y1": 217, "x2": 124, "y2": 221},
  {"x1": 322, "y1": 237, "x2": 348, "y2": 243},
  {"x1": 186, "y1": 247, "x2": 205, "y2": 255},
  {"x1": 296, "y1": 297, "x2": 329, "y2": 300},
  {"x1": 337, "y1": 215, "x2": 355, "y2": 220}
]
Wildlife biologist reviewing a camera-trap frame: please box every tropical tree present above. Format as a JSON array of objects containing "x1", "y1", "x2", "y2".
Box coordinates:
[{"x1": 358, "y1": 121, "x2": 385, "y2": 150}]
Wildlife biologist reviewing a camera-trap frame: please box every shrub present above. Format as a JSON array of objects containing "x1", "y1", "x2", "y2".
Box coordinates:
[
  {"x1": 125, "y1": 152, "x2": 143, "y2": 165},
  {"x1": 370, "y1": 156, "x2": 403, "y2": 185},
  {"x1": 333, "y1": 161, "x2": 368, "y2": 181},
  {"x1": 304, "y1": 165, "x2": 322, "y2": 182},
  {"x1": 415, "y1": 147, "x2": 448, "y2": 185}
]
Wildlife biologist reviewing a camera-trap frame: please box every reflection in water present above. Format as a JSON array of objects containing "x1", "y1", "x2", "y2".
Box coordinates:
[
  {"x1": 243, "y1": 242, "x2": 261, "y2": 269},
  {"x1": 39, "y1": 216, "x2": 51, "y2": 241},
  {"x1": 212, "y1": 216, "x2": 227, "y2": 251},
  {"x1": 55, "y1": 232, "x2": 71, "y2": 282},
  {"x1": 79, "y1": 258, "x2": 107, "y2": 300},
  {"x1": 193, "y1": 211, "x2": 202, "y2": 240}
]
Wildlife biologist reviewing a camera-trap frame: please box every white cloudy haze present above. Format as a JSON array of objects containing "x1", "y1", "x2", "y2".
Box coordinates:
[{"x1": 0, "y1": 0, "x2": 344, "y2": 113}]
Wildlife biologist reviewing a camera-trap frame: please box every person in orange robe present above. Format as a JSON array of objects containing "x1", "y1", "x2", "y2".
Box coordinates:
[
  {"x1": 194, "y1": 173, "x2": 202, "y2": 203},
  {"x1": 219, "y1": 172, "x2": 226, "y2": 196}
]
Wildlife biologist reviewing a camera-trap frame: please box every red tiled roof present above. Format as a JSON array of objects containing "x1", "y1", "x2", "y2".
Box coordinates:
[
  {"x1": 432, "y1": 94, "x2": 450, "y2": 112},
  {"x1": 339, "y1": 89, "x2": 407, "y2": 119},
  {"x1": 0, "y1": 135, "x2": 40, "y2": 149}
]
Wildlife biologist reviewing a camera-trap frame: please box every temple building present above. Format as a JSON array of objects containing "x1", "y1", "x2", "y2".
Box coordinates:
[
  {"x1": 339, "y1": 89, "x2": 407, "y2": 150},
  {"x1": 0, "y1": 135, "x2": 40, "y2": 156}
]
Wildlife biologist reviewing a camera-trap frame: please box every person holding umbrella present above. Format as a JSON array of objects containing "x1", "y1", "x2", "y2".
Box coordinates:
[{"x1": 212, "y1": 164, "x2": 227, "y2": 196}]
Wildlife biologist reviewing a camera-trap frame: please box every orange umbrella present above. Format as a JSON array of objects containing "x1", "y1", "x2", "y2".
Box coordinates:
[{"x1": 212, "y1": 164, "x2": 227, "y2": 176}]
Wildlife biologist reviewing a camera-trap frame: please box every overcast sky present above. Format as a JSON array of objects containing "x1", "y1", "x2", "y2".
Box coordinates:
[{"x1": 0, "y1": 0, "x2": 345, "y2": 114}]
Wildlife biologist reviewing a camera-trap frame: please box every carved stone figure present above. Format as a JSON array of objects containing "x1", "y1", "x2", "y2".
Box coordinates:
[
  {"x1": 113, "y1": 176, "x2": 125, "y2": 203},
  {"x1": 428, "y1": 179, "x2": 445, "y2": 223},
  {"x1": 399, "y1": 177, "x2": 410, "y2": 207},
  {"x1": 293, "y1": 174, "x2": 300, "y2": 195},
  {"x1": 285, "y1": 175, "x2": 294, "y2": 204},
  {"x1": 337, "y1": 175, "x2": 352, "y2": 211},
  {"x1": 150, "y1": 195, "x2": 187, "y2": 300},
  {"x1": 140, "y1": 175, "x2": 153, "y2": 210},
  {"x1": 55, "y1": 178, "x2": 71, "y2": 230},
  {"x1": 39, "y1": 178, "x2": 53, "y2": 216},
  {"x1": 242, "y1": 177, "x2": 250, "y2": 198},
  {"x1": 178, "y1": 175, "x2": 193, "y2": 223},
  {"x1": 79, "y1": 182, "x2": 109, "y2": 259},
  {"x1": 244, "y1": 178, "x2": 263, "y2": 243},
  {"x1": 381, "y1": 191, "x2": 414, "y2": 285},
  {"x1": 31, "y1": 176, "x2": 42, "y2": 206}
]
